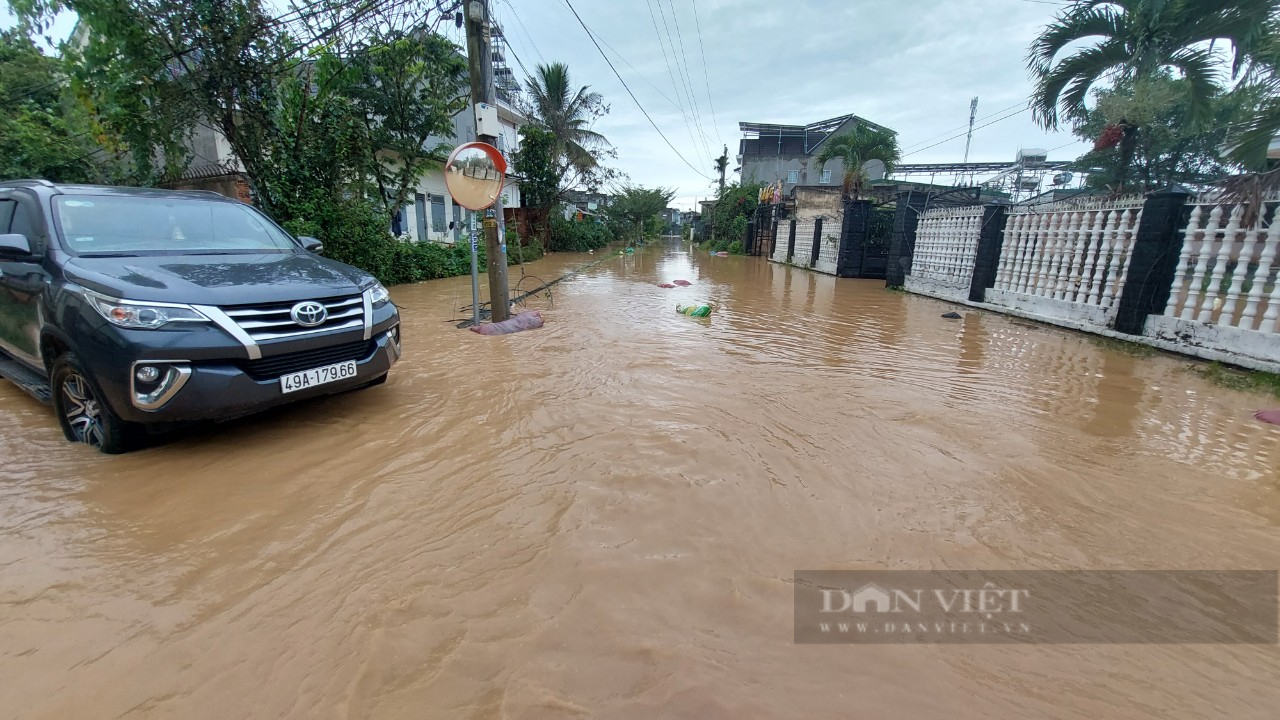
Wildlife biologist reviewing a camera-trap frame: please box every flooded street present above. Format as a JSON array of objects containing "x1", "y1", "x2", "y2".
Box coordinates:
[{"x1": 3, "y1": 239, "x2": 1279, "y2": 719}]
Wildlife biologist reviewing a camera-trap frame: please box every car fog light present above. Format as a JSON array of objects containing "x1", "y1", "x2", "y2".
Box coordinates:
[{"x1": 135, "y1": 365, "x2": 161, "y2": 383}]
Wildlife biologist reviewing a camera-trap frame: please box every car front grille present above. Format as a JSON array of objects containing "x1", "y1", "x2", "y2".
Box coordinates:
[
  {"x1": 221, "y1": 295, "x2": 365, "y2": 342},
  {"x1": 236, "y1": 338, "x2": 376, "y2": 381}
]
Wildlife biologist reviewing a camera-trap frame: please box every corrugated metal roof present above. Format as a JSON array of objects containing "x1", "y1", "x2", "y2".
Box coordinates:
[{"x1": 180, "y1": 161, "x2": 241, "y2": 180}]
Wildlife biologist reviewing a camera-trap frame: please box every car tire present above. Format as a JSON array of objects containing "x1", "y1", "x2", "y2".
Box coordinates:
[{"x1": 52, "y1": 353, "x2": 142, "y2": 454}]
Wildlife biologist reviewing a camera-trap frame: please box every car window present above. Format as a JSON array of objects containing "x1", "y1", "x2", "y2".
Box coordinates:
[
  {"x1": 54, "y1": 195, "x2": 298, "y2": 256},
  {"x1": 10, "y1": 200, "x2": 40, "y2": 240},
  {"x1": 0, "y1": 200, "x2": 14, "y2": 233}
]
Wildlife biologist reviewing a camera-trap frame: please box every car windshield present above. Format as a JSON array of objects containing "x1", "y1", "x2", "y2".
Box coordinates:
[{"x1": 54, "y1": 195, "x2": 298, "y2": 256}]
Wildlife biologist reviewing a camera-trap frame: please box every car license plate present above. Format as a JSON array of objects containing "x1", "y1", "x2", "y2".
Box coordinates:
[{"x1": 280, "y1": 360, "x2": 358, "y2": 394}]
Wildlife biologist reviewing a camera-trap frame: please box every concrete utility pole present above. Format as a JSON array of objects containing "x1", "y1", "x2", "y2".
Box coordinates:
[{"x1": 464, "y1": 0, "x2": 510, "y2": 322}]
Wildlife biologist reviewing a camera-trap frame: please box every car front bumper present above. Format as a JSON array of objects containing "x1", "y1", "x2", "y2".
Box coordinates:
[{"x1": 84, "y1": 322, "x2": 401, "y2": 425}]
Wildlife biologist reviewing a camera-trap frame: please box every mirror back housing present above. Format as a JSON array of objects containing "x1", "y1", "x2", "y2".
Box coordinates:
[{"x1": 0, "y1": 233, "x2": 33, "y2": 259}]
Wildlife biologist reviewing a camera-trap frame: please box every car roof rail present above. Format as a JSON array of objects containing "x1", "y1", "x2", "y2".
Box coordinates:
[{"x1": 0, "y1": 178, "x2": 59, "y2": 191}]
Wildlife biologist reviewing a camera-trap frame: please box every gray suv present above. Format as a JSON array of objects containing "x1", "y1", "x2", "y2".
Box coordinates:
[{"x1": 0, "y1": 180, "x2": 401, "y2": 453}]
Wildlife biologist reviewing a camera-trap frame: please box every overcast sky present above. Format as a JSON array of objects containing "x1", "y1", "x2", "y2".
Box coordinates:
[
  {"x1": 3, "y1": 0, "x2": 1092, "y2": 210},
  {"x1": 481, "y1": 0, "x2": 1091, "y2": 210}
]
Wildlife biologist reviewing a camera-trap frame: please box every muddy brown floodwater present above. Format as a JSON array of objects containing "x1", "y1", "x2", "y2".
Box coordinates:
[{"x1": 2, "y1": 240, "x2": 1280, "y2": 719}]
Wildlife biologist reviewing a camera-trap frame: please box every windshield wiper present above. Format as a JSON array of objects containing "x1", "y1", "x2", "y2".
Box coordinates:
[{"x1": 77, "y1": 252, "x2": 140, "y2": 258}]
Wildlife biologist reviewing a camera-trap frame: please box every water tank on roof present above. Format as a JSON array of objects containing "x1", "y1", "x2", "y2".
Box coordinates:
[
  {"x1": 1052, "y1": 172, "x2": 1073, "y2": 186},
  {"x1": 1017, "y1": 148, "x2": 1048, "y2": 166}
]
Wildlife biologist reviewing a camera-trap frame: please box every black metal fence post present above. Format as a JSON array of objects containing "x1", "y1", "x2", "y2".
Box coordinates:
[
  {"x1": 968, "y1": 205, "x2": 1009, "y2": 302},
  {"x1": 770, "y1": 219, "x2": 779, "y2": 258},
  {"x1": 810, "y1": 218, "x2": 823, "y2": 268},
  {"x1": 886, "y1": 191, "x2": 931, "y2": 287},
  {"x1": 786, "y1": 220, "x2": 797, "y2": 263},
  {"x1": 838, "y1": 199, "x2": 872, "y2": 278},
  {"x1": 744, "y1": 220, "x2": 756, "y2": 255},
  {"x1": 1113, "y1": 189, "x2": 1193, "y2": 335}
]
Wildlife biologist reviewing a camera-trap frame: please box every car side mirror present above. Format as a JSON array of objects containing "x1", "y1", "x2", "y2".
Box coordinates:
[
  {"x1": 0, "y1": 233, "x2": 33, "y2": 259},
  {"x1": 298, "y1": 236, "x2": 324, "y2": 254}
]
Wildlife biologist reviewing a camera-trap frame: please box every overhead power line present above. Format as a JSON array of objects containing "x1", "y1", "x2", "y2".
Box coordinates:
[
  {"x1": 690, "y1": 0, "x2": 722, "y2": 149},
  {"x1": 561, "y1": 0, "x2": 714, "y2": 180},
  {"x1": 644, "y1": 0, "x2": 708, "y2": 167},
  {"x1": 592, "y1": 29, "x2": 685, "y2": 113},
  {"x1": 901, "y1": 107, "x2": 1030, "y2": 158},
  {"x1": 901, "y1": 100, "x2": 1029, "y2": 151},
  {"x1": 500, "y1": 0, "x2": 546, "y2": 66},
  {"x1": 658, "y1": 0, "x2": 715, "y2": 162}
]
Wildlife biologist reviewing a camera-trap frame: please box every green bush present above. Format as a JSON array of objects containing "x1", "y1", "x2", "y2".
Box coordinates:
[
  {"x1": 549, "y1": 215, "x2": 615, "y2": 252},
  {"x1": 281, "y1": 199, "x2": 399, "y2": 282},
  {"x1": 727, "y1": 240, "x2": 744, "y2": 255},
  {"x1": 280, "y1": 199, "x2": 491, "y2": 286},
  {"x1": 512, "y1": 235, "x2": 545, "y2": 264}
]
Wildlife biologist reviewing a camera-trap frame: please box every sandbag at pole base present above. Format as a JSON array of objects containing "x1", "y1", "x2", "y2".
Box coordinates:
[{"x1": 471, "y1": 310, "x2": 545, "y2": 336}]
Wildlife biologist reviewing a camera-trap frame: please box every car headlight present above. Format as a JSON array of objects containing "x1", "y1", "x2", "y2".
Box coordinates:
[
  {"x1": 367, "y1": 282, "x2": 391, "y2": 308},
  {"x1": 85, "y1": 290, "x2": 209, "y2": 329}
]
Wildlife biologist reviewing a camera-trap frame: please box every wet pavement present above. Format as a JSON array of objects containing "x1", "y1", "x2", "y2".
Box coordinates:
[{"x1": 2, "y1": 239, "x2": 1279, "y2": 719}]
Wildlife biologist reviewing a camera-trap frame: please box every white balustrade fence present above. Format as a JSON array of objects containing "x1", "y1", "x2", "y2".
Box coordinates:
[
  {"x1": 903, "y1": 205, "x2": 985, "y2": 302},
  {"x1": 986, "y1": 197, "x2": 1144, "y2": 328},
  {"x1": 1144, "y1": 198, "x2": 1280, "y2": 364},
  {"x1": 1162, "y1": 201, "x2": 1279, "y2": 332},
  {"x1": 911, "y1": 205, "x2": 984, "y2": 283}
]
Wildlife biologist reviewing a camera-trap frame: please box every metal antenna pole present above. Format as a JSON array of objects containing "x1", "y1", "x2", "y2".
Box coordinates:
[{"x1": 959, "y1": 97, "x2": 978, "y2": 186}]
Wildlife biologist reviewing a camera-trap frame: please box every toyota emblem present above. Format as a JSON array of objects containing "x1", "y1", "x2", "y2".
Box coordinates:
[{"x1": 290, "y1": 301, "x2": 328, "y2": 327}]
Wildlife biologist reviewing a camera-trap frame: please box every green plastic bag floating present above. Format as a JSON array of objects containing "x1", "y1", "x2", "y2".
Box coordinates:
[{"x1": 676, "y1": 303, "x2": 713, "y2": 318}]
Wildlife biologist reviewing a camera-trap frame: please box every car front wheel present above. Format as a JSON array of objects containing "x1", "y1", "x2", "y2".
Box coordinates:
[{"x1": 52, "y1": 354, "x2": 141, "y2": 454}]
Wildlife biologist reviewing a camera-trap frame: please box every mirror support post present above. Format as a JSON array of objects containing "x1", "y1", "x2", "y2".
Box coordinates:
[{"x1": 469, "y1": 211, "x2": 481, "y2": 327}]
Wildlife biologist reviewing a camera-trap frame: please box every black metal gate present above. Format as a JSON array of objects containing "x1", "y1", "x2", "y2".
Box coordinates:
[
  {"x1": 834, "y1": 199, "x2": 894, "y2": 279},
  {"x1": 859, "y1": 206, "x2": 894, "y2": 279},
  {"x1": 743, "y1": 204, "x2": 777, "y2": 257}
]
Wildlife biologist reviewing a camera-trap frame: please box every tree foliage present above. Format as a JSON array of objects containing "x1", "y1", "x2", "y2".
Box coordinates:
[
  {"x1": 601, "y1": 185, "x2": 674, "y2": 241},
  {"x1": 350, "y1": 30, "x2": 469, "y2": 215},
  {"x1": 713, "y1": 145, "x2": 729, "y2": 197},
  {"x1": 704, "y1": 182, "x2": 762, "y2": 249},
  {"x1": 513, "y1": 124, "x2": 560, "y2": 210},
  {"x1": 1227, "y1": 19, "x2": 1280, "y2": 170},
  {"x1": 5, "y1": 0, "x2": 475, "y2": 283},
  {"x1": 520, "y1": 61, "x2": 615, "y2": 207},
  {"x1": 1027, "y1": 0, "x2": 1275, "y2": 130},
  {"x1": 1028, "y1": 0, "x2": 1280, "y2": 189},
  {"x1": 814, "y1": 125, "x2": 901, "y2": 199},
  {"x1": 0, "y1": 29, "x2": 104, "y2": 182},
  {"x1": 524, "y1": 62, "x2": 609, "y2": 171},
  {"x1": 1072, "y1": 74, "x2": 1250, "y2": 190}
]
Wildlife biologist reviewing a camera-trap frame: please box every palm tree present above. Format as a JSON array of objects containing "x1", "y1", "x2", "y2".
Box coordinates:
[
  {"x1": 814, "y1": 125, "x2": 901, "y2": 200},
  {"x1": 1028, "y1": 0, "x2": 1277, "y2": 186},
  {"x1": 713, "y1": 145, "x2": 729, "y2": 198},
  {"x1": 1228, "y1": 25, "x2": 1280, "y2": 171},
  {"x1": 524, "y1": 62, "x2": 609, "y2": 174}
]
